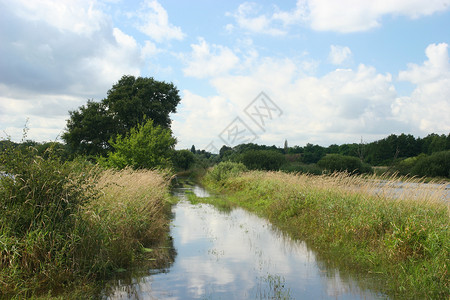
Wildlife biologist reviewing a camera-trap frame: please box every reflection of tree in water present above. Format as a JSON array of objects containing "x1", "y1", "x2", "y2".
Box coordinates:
[{"x1": 101, "y1": 230, "x2": 177, "y2": 298}]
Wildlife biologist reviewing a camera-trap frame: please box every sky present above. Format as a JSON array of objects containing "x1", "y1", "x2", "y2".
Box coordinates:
[{"x1": 1, "y1": 0, "x2": 449, "y2": 152}]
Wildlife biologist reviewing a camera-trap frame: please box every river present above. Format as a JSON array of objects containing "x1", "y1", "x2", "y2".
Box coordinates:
[{"x1": 104, "y1": 181, "x2": 387, "y2": 299}]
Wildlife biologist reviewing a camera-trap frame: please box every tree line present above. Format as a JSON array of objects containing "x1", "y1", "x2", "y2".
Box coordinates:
[{"x1": 1, "y1": 74, "x2": 448, "y2": 177}]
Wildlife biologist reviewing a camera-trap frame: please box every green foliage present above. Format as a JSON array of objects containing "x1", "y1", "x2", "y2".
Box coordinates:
[
  {"x1": 279, "y1": 162, "x2": 323, "y2": 175},
  {"x1": 317, "y1": 154, "x2": 373, "y2": 174},
  {"x1": 0, "y1": 141, "x2": 173, "y2": 297},
  {"x1": 205, "y1": 161, "x2": 247, "y2": 182},
  {"x1": 63, "y1": 75, "x2": 181, "y2": 156},
  {"x1": 301, "y1": 143, "x2": 326, "y2": 164},
  {"x1": 100, "y1": 119, "x2": 176, "y2": 170},
  {"x1": 173, "y1": 149, "x2": 195, "y2": 170},
  {"x1": 412, "y1": 150, "x2": 450, "y2": 178},
  {"x1": 0, "y1": 142, "x2": 99, "y2": 293},
  {"x1": 203, "y1": 171, "x2": 450, "y2": 298},
  {"x1": 240, "y1": 150, "x2": 286, "y2": 171},
  {"x1": 63, "y1": 100, "x2": 116, "y2": 156}
]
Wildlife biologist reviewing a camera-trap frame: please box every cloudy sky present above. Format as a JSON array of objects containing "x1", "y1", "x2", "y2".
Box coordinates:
[{"x1": 1, "y1": 0, "x2": 449, "y2": 152}]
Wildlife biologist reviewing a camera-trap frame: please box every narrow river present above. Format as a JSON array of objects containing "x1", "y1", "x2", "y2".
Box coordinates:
[{"x1": 104, "y1": 182, "x2": 387, "y2": 299}]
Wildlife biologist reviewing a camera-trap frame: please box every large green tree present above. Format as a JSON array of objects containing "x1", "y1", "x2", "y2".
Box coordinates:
[{"x1": 63, "y1": 75, "x2": 181, "y2": 156}]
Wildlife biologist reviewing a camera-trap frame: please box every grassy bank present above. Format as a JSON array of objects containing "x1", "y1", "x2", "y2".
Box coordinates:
[
  {"x1": 202, "y1": 163, "x2": 449, "y2": 299},
  {"x1": 0, "y1": 146, "x2": 173, "y2": 298}
]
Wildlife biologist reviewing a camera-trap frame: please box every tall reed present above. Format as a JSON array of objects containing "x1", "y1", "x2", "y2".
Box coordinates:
[{"x1": 0, "y1": 144, "x2": 172, "y2": 298}]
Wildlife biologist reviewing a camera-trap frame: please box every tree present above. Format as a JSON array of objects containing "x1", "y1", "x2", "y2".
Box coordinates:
[
  {"x1": 173, "y1": 149, "x2": 195, "y2": 170},
  {"x1": 190, "y1": 145, "x2": 196, "y2": 154},
  {"x1": 63, "y1": 100, "x2": 115, "y2": 156},
  {"x1": 99, "y1": 119, "x2": 176, "y2": 169},
  {"x1": 241, "y1": 150, "x2": 286, "y2": 171},
  {"x1": 63, "y1": 75, "x2": 181, "y2": 156}
]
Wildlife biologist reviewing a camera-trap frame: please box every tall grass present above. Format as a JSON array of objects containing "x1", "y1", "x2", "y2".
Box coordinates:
[
  {"x1": 0, "y1": 144, "x2": 172, "y2": 298},
  {"x1": 203, "y1": 163, "x2": 449, "y2": 298}
]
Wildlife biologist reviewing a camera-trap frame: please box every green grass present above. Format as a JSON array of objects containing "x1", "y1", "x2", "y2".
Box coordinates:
[
  {"x1": 0, "y1": 145, "x2": 173, "y2": 298},
  {"x1": 202, "y1": 163, "x2": 449, "y2": 299}
]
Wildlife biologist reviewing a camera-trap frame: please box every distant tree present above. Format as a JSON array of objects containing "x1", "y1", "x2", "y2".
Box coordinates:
[
  {"x1": 63, "y1": 75, "x2": 181, "y2": 156},
  {"x1": 318, "y1": 154, "x2": 372, "y2": 174},
  {"x1": 241, "y1": 150, "x2": 286, "y2": 171},
  {"x1": 99, "y1": 119, "x2": 176, "y2": 169},
  {"x1": 173, "y1": 149, "x2": 195, "y2": 170},
  {"x1": 190, "y1": 145, "x2": 196, "y2": 154},
  {"x1": 219, "y1": 145, "x2": 232, "y2": 159},
  {"x1": 301, "y1": 143, "x2": 325, "y2": 164}
]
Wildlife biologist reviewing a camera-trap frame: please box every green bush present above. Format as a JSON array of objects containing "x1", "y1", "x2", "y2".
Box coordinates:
[
  {"x1": 205, "y1": 161, "x2": 247, "y2": 182},
  {"x1": 412, "y1": 150, "x2": 450, "y2": 178},
  {"x1": 99, "y1": 119, "x2": 176, "y2": 170},
  {"x1": 241, "y1": 150, "x2": 286, "y2": 171},
  {"x1": 280, "y1": 162, "x2": 323, "y2": 175},
  {"x1": 173, "y1": 149, "x2": 195, "y2": 170},
  {"x1": 317, "y1": 154, "x2": 372, "y2": 174}
]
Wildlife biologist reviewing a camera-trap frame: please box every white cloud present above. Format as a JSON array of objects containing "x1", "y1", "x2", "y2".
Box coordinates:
[
  {"x1": 135, "y1": 0, "x2": 185, "y2": 42},
  {"x1": 182, "y1": 38, "x2": 240, "y2": 78},
  {"x1": 393, "y1": 43, "x2": 450, "y2": 133},
  {"x1": 0, "y1": 0, "x2": 144, "y2": 141},
  {"x1": 226, "y1": 2, "x2": 290, "y2": 36},
  {"x1": 226, "y1": 0, "x2": 450, "y2": 34},
  {"x1": 174, "y1": 55, "x2": 404, "y2": 149},
  {"x1": 307, "y1": 0, "x2": 450, "y2": 32},
  {"x1": 328, "y1": 45, "x2": 352, "y2": 65}
]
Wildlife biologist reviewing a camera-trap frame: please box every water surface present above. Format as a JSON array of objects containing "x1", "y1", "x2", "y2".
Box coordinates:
[{"x1": 105, "y1": 183, "x2": 387, "y2": 299}]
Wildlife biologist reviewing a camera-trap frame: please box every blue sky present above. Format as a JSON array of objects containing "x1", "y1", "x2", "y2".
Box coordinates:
[{"x1": 1, "y1": 0, "x2": 449, "y2": 152}]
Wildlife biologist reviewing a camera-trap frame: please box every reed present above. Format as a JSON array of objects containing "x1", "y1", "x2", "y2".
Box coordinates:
[
  {"x1": 203, "y1": 164, "x2": 449, "y2": 298},
  {"x1": 0, "y1": 144, "x2": 172, "y2": 298}
]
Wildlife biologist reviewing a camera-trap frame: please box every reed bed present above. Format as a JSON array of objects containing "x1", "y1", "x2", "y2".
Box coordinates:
[
  {"x1": 203, "y1": 164, "x2": 449, "y2": 298},
  {"x1": 0, "y1": 145, "x2": 172, "y2": 298}
]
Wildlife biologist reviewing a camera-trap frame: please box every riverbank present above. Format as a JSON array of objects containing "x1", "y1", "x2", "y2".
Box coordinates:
[
  {"x1": 201, "y1": 163, "x2": 449, "y2": 299},
  {"x1": 0, "y1": 145, "x2": 173, "y2": 299}
]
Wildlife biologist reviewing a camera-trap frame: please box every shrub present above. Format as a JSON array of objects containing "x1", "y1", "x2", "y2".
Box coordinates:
[
  {"x1": 173, "y1": 149, "x2": 195, "y2": 170},
  {"x1": 279, "y1": 162, "x2": 323, "y2": 175},
  {"x1": 317, "y1": 154, "x2": 372, "y2": 174},
  {"x1": 205, "y1": 161, "x2": 247, "y2": 182},
  {"x1": 99, "y1": 119, "x2": 176, "y2": 170},
  {"x1": 241, "y1": 150, "x2": 286, "y2": 171},
  {"x1": 412, "y1": 150, "x2": 450, "y2": 178}
]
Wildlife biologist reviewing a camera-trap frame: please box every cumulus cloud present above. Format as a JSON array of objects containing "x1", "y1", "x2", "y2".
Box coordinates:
[
  {"x1": 0, "y1": 0, "x2": 145, "y2": 141},
  {"x1": 306, "y1": 0, "x2": 450, "y2": 32},
  {"x1": 182, "y1": 38, "x2": 240, "y2": 78},
  {"x1": 328, "y1": 45, "x2": 352, "y2": 65},
  {"x1": 225, "y1": 2, "x2": 292, "y2": 36},
  {"x1": 174, "y1": 53, "x2": 405, "y2": 150},
  {"x1": 226, "y1": 0, "x2": 450, "y2": 34},
  {"x1": 135, "y1": 0, "x2": 185, "y2": 42},
  {"x1": 393, "y1": 43, "x2": 450, "y2": 133}
]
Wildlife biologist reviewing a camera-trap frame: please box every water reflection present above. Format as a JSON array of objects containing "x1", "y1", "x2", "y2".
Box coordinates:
[{"x1": 105, "y1": 184, "x2": 386, "y2": 299}]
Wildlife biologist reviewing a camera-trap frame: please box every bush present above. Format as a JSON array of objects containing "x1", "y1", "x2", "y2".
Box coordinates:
[
  {"x1": 99, "y1": 119, "x2": 176, "y2": 170},
  {"x1": 241, "y1": 150, "x2": 286, "y2": 171},
  {"x1": 280, "y1": 162, "x2": 323, "y2": 175},
  {"x1": 173, "y1": 149, "x2": 195, "y2": 170},
  {"x1": 412, "y1": 150, "x2": 450, "y2": 178},
  {"x1": 317, "y1": 154, "x2": 372, "y2": 174},
  {"x1": 205, "y1": 161, "x2": 247, "y2": 182}
]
